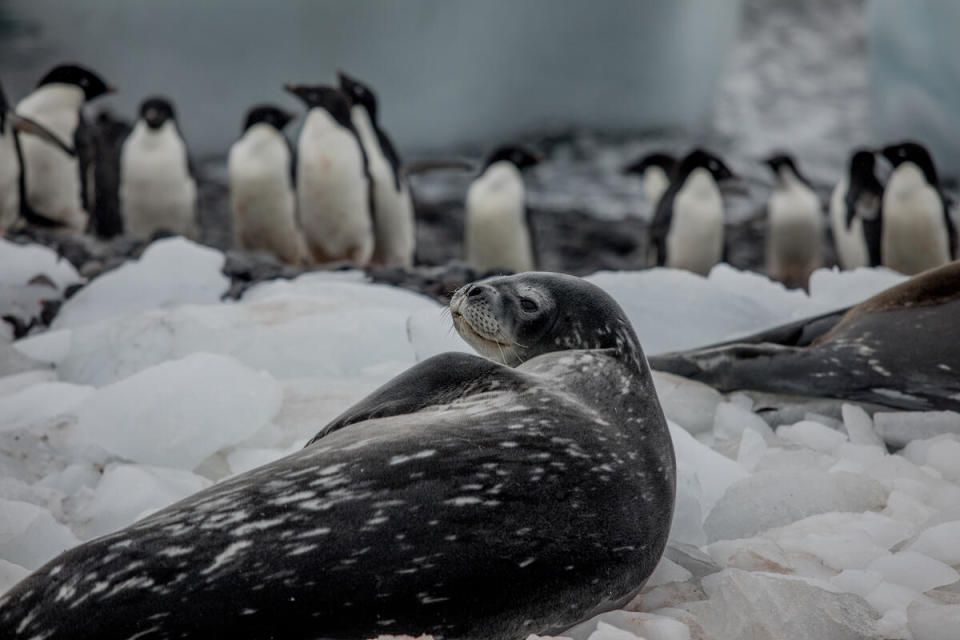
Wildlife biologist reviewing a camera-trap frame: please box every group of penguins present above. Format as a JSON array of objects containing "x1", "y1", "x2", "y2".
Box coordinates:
[
  {"x1": 625, "y1": 142, "x2": 958, "y2": 287},
  {"x1": 0, "y1": 62, "x2": 542, "y2": 275},
  {"x1": 2, "y1": 63, "x2": 958, "y2": 288}
]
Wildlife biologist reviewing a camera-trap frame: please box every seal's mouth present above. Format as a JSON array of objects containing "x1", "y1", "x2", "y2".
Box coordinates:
[{"x1": 451, "y1": 310, "x2": 513, "y2": 350}]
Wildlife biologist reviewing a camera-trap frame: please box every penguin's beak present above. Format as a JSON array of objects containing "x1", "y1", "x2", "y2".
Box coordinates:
[
  {"x1": 7, "y1": 112, "x2": 75, "y2": 156},
  {"x1": 104, "y1": 84, "x2": 118, "y2": 95},
  {"x1": 284, "y1": 83, "x2": 300, "y2": 94}
]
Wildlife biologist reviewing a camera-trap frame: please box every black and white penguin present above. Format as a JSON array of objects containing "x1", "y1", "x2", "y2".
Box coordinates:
[
  {"x1": 285, "y1": 83, "x2": 373, "y2": 266},
  {"x1": 119, "y1": 96, "x2": 197, "y2": 240},
  {"x1": 464, "y1": 145, "x2": 541, "y2": 274},
  {"x1": 879, "y1": 141, "x2": 955, "y2": 275},
  {"x1": 828, "y1": 149, "x2": 883, "y2": 270},
  {"x1": 228, "y1": 105, "x2": 304, "y2": 264},
  {"x1": 623, "y1": 151, "x2": 676, "y2": 205},
  {"x1": 15, "y1": 64, "x2": 113, "y2": 232},
  {"x1": 0, "y1": 79, "x2": 75, "y2": 233},
  {"x1": 762, "y1": 153, "x2": 822, "y2": 288},
  {"x1": 648, "y1": 148, "x2": 737, "y2": 276},
  {"x1": 338, "y1": 71, "x2": 415, "y2": 268}
]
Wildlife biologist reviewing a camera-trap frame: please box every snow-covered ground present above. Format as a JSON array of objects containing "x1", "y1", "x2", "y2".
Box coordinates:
[{"x1": 1, "y1": 236, "x2": 958, "y2": 640}]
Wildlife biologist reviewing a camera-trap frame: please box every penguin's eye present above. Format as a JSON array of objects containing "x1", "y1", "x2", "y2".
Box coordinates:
[
  {"x1": 519, "y1": 298, "x2": 538, "y2": 312},
  {"x1": 709, "y1": 160, "x2": 719, "y2": 171}
]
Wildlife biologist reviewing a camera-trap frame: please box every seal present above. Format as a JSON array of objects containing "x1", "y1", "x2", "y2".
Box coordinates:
[
  {"x1": 649, "y1": 261, "x2": 960, "y2": 412},
  {"x1": 0, "y1": 272, "x2": 676, "y2": 640}
]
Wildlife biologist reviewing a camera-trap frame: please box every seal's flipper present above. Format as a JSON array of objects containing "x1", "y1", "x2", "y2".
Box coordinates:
[{"x1": 307, "y1": 352, "x2": 518, "y2": 444}]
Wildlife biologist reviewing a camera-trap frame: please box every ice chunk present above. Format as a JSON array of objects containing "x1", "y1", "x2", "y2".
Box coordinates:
[
  {"x1": 0, "y1": 238, "x2": 81, "y2": 291},
  {"x1": 831, "y1": 569, "x2": 883, "y2": 598},
  {"x1": 0, "y1": 382, "x2": 94, "y2": 433},
  {"x1": 76, "y1": 353, "x2": 283, "y2": 469},
  {"x1": 0, "y1": 498, "x2": 80, "y2": 570},
  {"x1": 669, "y1": 423, "x2": 748, "y2": 519},
  {"x1": 568, "y1": 611, "x2": 690, "y2": 640},
  {"x1": 73, "y1": 464, "x2": 212, "y2": 539},
  {"x1": 0, "y1": 558, "x2": 29, "y2": 596},
  {"x1": 874, "y1": 411, "x2": 960, "y2": 448},
  {"x1": 908, "y1": 521, "x2": 960, "y2": 566},
  {"x1": 646, "y1": 556, "x2": 693, "y2": 587},
  {"x1": 867, "y1": 551, "x2": 959, "y2": 593},
  {"x1": 864, "y1": 581, "x2": 930, "y2": 617},
  {"x1": 586, "y1": 622, "x2": 643, "y2": 640},
  {"x1": 806, "y1": 267, "x2": 906, "y2": 315},
  {"x1": 11, "y1": 329, "x2": 72, "y2": 365},
  {"x1": 776, "y1": 420, "x2": 848, "y2": 454},
  {"x1": 703, "y1": 470, "x2": 886, "y2": 542},
  {"x1": 841, "y1": 404, "x2": 885, "y2": 447},
  {"x1": 652, "y1": 372, "x2": 723, "y2": 435},
  {"x1": 908, "y1": 601, "x2": 960, "y2": 640},
  {"x1": 52, "y1": 237, "x2": 228, "y2": 330},
  {"x1": 0, "y1": 369, "x2": 56, "y2": 398},
  {"x1": 713, "y1": 400, "x2": 773, "y2": 441},
  {"x1": 903, "y1": 435, "x2": 960, "y2": 483},
  {"x1": 707, "y1": 537, "x2": 798, "y2": 575},
  {"x1": 678, "y1": 569, "x2": 877, "y2": 640},
  {"x1": 736, "y1": 428, "x2": 767, "y2": 471}
]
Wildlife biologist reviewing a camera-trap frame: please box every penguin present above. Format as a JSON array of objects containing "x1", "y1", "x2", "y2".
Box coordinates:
[
  {"x1": 15, "y1": 64, "x2": 113, "y2": 232},
  {"x1": 828, "y1": 149, "x2": 883, "y2": 270},
  {"x1": 648, "y1": 148, "x2": 737, "y2": 276},
  {"x1": 285, "y1": 83, "x2": 373, "y2": 266},
  {"x1": 338, "y1": 71, "x2": 415, "y2": 267},
  {"x1": 879, "y1": 141, "x2": 955, "y2": 275},
  {"x1": 464, "y1": 145, "x2": 541, "y2": 274},
  {"x1": 119, "y1": 97, "x2": 197, "y2": 240},
  {"x1": 623, "y1": 151, "x2": 676, "y2": 205},
  {"x1": 762, "y1": 153, "x2": 823, "y2": 289},
  {"x1": 0, "y1": 79, "x2": 75, "y2": 233},
  {"x1": 228, "y1": 105, "x2": 305, "y2": 264}
]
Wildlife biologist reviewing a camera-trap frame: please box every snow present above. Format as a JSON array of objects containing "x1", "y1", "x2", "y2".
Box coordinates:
[{"x1": 2, "y1": 239, "x2": 960, "y2": 639}]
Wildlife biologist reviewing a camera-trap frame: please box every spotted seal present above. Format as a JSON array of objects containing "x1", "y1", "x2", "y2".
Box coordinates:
[
  {"x1": 649, "y1": 261, "x2": 960, "y2": 412},
  {"x1": 0, "y1": 272, "x2": 675, "y2": 640}
]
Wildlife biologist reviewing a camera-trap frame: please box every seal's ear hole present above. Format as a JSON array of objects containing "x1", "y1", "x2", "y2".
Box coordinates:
[{"x1": 520, "y1": 298, "x2": 538, "y2": 312}]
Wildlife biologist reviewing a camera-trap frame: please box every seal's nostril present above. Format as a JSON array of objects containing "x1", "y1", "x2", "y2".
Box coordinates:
[{"x1": 467, "y1": 286, "x2": 482, "y2": 297}]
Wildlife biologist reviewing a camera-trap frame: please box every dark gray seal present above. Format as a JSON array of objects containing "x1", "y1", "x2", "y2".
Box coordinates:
[
  {"x1": 650, "y1": 261, "x2": 960, "y2": 412},
  {"x1": 0, "y1": 272, "x2": 675, "y2": 640}
]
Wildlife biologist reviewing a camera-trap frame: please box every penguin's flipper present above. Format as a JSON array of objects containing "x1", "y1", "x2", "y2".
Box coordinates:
[
  {"x1": 941, "y1": 193, "x2": 957, "y2": 259},
  {"x1": 648, "y1": 189, "x2": 675, "y2": 268},
  {"x1": 287, "y1": 136, "x2": 297, "y2": 188},
  {"x1": 7, "y1": 112, "x2": 75, "y2": 156},
  {"x1": 74, "y1": 111, "x2": 96, "y2": 215}
]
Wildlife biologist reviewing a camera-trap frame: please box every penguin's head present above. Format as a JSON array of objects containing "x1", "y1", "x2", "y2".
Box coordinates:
[
  {"x1": 881, "y1": 141, "x2": 939, "y2": 186},
  {"x1": 845, "y1": 149, "x2": 884, "y2": 229},
  {"x1": 37, "y1": 64, "x2": 114, "y2": 102},
  {"x1": 243, "y1": 105, "x2": 296, "y2": 133},
  {"x1": 762, "y1": 152, "x2": 812, "y2": 187},
  {"x1": 337, "y1": 71, "x2": 378, "y2": 120},
  {"x1": 139, "y1": 97, "x2": 176, "y2": 130},
  {"x1": 483, "y1": 145, "x2": 543, "y2": 172},
  {"x1": 623, "y1": 152, "x2": 676, "y2": 177},
  {"x1": 677, "y1": 148, "x2": 737, "y2": 183},
  {"x1": 284, "y1": 84, "x2": 352, "y2": 128},
  {"x1": 849, "y1": 149, "x2": 880, "y2": 186}
]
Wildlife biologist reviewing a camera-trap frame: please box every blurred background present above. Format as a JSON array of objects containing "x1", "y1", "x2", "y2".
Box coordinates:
[{"x1": 1, "y1": 0, "x2": 957, "y2": 275}]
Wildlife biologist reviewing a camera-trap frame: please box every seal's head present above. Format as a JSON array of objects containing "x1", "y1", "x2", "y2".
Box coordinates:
[{"x1": 450, "y1": 272, "x2": 642, "y2": 368}]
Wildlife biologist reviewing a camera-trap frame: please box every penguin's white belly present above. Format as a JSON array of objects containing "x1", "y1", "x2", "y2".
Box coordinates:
[
  {"x1": 0, "y1": 133, "x2": 20, "y2": 231},
  {"x1": 296, "y1": 121, "x2": 372, "y2": 264},
  {"x1": 766, "y1": 187, "x2": 822, "y2": 285},
  {"x1": 19, "y1": 120, "x2": 86, "y2": 230},
  {"x1": 229, "y1": 136, "x2": 302, "y2": 264},
  {"x1": 882, "y1": 175, "x2": 949, "y2": 275},
  {"x1": 351, "y1": 107, "x2": 414, "y2": 267},
  {"x1": 465, "y1": 202, "x2": 534, "y2": 273},
  {"x1": 120, "y1": 141, "x2": 196, "y2": 240},
  {"x1": 666, "y1": 178, "x2": 724, "y2": 276},
  {"x1": 368, "y1": 156, "x2": 415, "y2": 267},
  {"x1": 829, "y1": 179, "x2": 869, "y2": 270},
  {"x1": 643, "y1": 166, "x2": 670, "y2": 205}
]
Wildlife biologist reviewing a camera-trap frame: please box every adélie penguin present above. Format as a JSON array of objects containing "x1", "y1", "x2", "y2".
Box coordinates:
[
  {"x1": 648, "y1": 148, "x2": 736, "y2": 276},
  {"x1": 623, "y1": 151, "x2": 676, "y2": 205},
  {"x1": 285, "y1": 83, "x2": 373, "y2": 266},
  {"x1": 828, "y1": 149, "x2": 883, "y2": 270},
  {"x1": 880, "y1": 141, "x2": 955, "y2": 274},
  {"x1": 0, "y1": 79, "x2": 75, "y2": 233},
  {"x1": 338, "y1": 71, "x2": 415, "y2": 267},
  {"x1": 762, "y1": 153, "x2": 822, "y2": 288},
  {"x1": 228, "y1": 105, "x2": 304, "y2": 265},
  {"x1": 15, "y1": 63, "x2": 113, "y2": 231},
  {"x1": 119, "y1": 96, "x2": 197, "y2": 240},
  {"x1": 464, "y1": 145, "x2": 541, "y2": 274}
]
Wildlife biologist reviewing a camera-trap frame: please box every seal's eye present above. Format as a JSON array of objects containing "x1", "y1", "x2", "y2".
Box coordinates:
[{"x1": 519, "y1": 298, "x2": 538, "y2": 312}]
